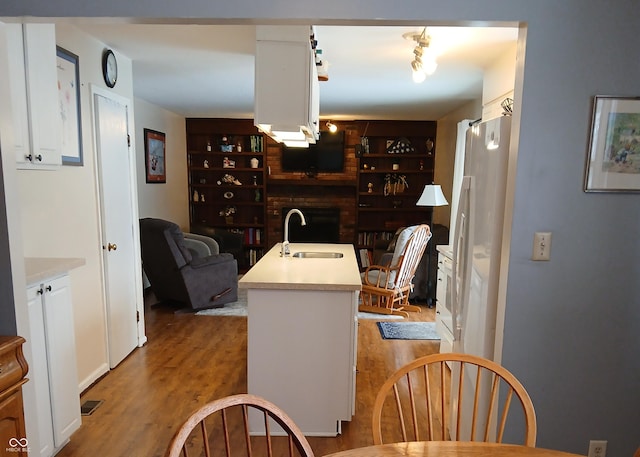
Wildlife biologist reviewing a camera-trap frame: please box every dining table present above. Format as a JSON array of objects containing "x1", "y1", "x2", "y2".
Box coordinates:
[{"x1": 322, "y1": 441, "x2": 586, "y2": 457}]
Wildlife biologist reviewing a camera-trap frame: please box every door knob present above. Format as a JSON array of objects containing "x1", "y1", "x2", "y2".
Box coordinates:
[{"x1": 107, "y1": 243, "x2": 118, "y2": 251}]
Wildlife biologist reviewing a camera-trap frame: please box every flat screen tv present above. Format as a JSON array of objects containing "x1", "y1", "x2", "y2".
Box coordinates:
[{"x1": 281, "y1": 131, "x2": 345, "y2": 172}]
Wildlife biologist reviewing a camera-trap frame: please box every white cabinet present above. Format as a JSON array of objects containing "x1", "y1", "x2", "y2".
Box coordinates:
[
  {"x1": 26, "y1": 274, "x2": 81, "y2": 457},
  {"x1": 6, "y1": 23, "x2": 62, "y2": 169},
  {"x1": 435, "y1": 247, "x2": 454, "y2": 354},
  {"x1": 254, "y1": 25, "x2": 319, "y2": 144}
]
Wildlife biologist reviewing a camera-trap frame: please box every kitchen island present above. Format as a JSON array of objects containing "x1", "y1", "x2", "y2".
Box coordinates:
[{"x1": 239, "y1": 243, "x2": 361, "y2": 436}]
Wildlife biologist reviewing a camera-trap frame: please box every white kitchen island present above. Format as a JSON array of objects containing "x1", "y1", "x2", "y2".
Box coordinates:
[{"x1": 239, "y1": 243, "x2": 361, "y2": 436}]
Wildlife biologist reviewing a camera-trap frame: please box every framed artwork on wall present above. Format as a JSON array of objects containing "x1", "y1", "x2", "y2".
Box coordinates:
[
  {"x1": 56, "y1": 46, "x2": 83, "y2": 166},
  {"x1": 144, "y1": 128, "x2": 166, "y2": 183},
  {"x1": 584, "y1": 95, "x2": 640, "y2": 192}
]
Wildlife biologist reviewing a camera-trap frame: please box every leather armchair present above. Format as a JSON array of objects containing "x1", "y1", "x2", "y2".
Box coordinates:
[{"x1": 140, "y1": 218, "x2": 238, "y2": 310}]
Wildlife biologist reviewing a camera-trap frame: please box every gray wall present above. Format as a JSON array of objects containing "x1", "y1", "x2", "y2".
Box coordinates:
[{"x1": 1, "y1": 1, "x2": 639, "y2": 455}]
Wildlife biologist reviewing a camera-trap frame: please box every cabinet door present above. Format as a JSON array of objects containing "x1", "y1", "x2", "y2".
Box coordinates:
[
  {"x1": 22, "y1": 24, "x2": 62, "y2": 167},
  {"x1": 26, "y1": 284, "x2": 55, "y2": 457},
  {"x1": 41, "y1": 275, "x2": 81, "y2": 447},
  {"x1": 4, "y1": 24, "x2": 31, "y2": 165}
]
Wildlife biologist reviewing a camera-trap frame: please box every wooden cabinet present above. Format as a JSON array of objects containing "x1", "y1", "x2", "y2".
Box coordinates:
[
  {"x1": 26, "y1": 274, "x2": 81, "y2": 456},
  {"x1": 355, "y1": 121, "x2": 437, "y2": 258},
  {"x1": 0, "y1": 336, "x2": 29, "y2": 457},
  {"x1": 6, "y1": 23, "x2": 62, "y2": 169},
  {"x1": 254, "y1": 25, "x2": 319, "y2": 144},
  {"x1": 186, "y1": 119, "x2": 267, "y2": 270}
]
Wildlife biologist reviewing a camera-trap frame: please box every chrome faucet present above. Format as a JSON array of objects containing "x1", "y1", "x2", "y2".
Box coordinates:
[{"x1": 282, "y1": 209, "x2": 307, "y2": 256}]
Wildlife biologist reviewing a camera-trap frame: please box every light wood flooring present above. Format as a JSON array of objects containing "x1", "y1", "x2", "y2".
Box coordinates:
[{"x1": 56, "y1": 291, "x2": 438, "y2": 457}]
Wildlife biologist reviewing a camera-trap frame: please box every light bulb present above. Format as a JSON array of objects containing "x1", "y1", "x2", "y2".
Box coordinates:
[
  {"x1": 326, "y1": 121, "x2": 337, "y2": 133},
  {"x1": 412, "y1": 69, "x2": 426, "y2": 83}
]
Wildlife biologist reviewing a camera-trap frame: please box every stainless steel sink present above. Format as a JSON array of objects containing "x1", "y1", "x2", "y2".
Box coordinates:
[{"x1": 292, "y1": 251, "x2": 344, "y2": 259}]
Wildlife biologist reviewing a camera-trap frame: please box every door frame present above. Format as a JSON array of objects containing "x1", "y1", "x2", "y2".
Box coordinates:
[{"x1": 90, "y1": 84, "x2": 147, "y2": 356}]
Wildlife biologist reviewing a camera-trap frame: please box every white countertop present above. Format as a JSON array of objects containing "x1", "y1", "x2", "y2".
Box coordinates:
[
  {"x1": 239, "y1": 243, "x2": 362, "y2": 291},
  {"x1": 25, "y1": 257, "x2": 86, "y2": 285}
]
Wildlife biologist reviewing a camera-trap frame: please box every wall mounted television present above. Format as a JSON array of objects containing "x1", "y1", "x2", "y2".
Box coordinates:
[{"x1": 281, "y1": 131, "x2": 345, "y2": 172}]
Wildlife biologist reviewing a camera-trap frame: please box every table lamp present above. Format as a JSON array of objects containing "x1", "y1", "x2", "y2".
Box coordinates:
[{"x1": 416, "y1": 184, "x2": 448, "y2": 307}]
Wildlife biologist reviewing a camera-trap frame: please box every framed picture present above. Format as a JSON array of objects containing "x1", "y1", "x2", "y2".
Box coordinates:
[
  {"x1": 584, "y1": 95, "x2": 640, "y2": 192},
  {"x1": 56, "y1": 46, "x2": 83, "y2": 166},
  {"x1": 144, "y1": 129, "x2": 166, "y2": 183}
]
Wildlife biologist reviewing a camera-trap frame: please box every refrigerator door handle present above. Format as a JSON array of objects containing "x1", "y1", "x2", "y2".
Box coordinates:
[{"x1": 451, "y1": 176, "x2": 471, "y2": 342}]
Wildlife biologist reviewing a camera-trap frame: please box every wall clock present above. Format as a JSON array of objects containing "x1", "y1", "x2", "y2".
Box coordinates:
[{"x1": 102, "y1": 49, "x2": 118, "y2": 88}]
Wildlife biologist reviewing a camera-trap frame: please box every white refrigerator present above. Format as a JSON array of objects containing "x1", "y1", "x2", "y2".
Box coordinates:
[{"x1": 450, "y1": 115, "x2": 511, "y2": 439}]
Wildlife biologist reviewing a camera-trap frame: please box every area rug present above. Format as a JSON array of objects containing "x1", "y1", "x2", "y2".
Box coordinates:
[
  {"x1": 195, "y1": 289, "x2": 403, "y2": 320},
  {"x1": 377, "y1": 321, "x2": 440, "y2": 340}
]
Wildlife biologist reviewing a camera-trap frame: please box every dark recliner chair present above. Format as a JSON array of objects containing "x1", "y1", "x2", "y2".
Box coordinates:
[{"x1": 140, "y1": 218, "x2": 238, "y2": 310}]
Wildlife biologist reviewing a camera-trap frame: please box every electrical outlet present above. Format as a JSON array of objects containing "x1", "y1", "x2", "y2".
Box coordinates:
[
  {"x1": 532, "y1": 231, "x2": 552, "y2": 261},
  {"x1": 588, "y1": 440, "x2": 607, "y2": 457}
]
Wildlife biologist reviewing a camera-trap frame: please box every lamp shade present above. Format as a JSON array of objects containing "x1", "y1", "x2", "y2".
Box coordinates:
[{"x1": 416, "y1": 184, "x2": 448, "y2": 207}]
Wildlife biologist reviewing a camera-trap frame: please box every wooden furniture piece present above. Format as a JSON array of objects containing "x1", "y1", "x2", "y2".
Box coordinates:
[
  {"x1": 164, "y1": 393, "x2": 315, "y2": 457},
  {"x1": 0, "y1": 336, "x2": 29, "y2": 457},
  {"x1": 186, "y1": 118, "x2": 267, "y2": 270},
  {"x1": 372, "y1": 353, "x2": 537, "y2": 447},
  {"x1": 355, "y1": 121, "x2": 437, "y2": 258},
  {"x1": 359, "y1": 224, "x2": 431, "y2": 317},
  {"x1": 322, "y1": 441, "x2": 586, "y2": 457},
  {"x1": 240, "y1": 242, "x2": 361, "y2": 436}
]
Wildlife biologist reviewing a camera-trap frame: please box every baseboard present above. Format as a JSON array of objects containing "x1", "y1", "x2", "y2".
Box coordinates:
[{"x1": 79, "y1": 362, "x2": 110, "y2": 394}]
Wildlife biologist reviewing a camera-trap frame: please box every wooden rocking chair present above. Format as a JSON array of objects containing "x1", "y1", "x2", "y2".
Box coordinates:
[{"x1": 359, "y1": 224, "x2": 431, "y2": 317}]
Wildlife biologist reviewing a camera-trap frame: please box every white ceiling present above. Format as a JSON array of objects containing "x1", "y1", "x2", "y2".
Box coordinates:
[{"x1": 76, "y1": 24, "x2": 518, "y2": 121}]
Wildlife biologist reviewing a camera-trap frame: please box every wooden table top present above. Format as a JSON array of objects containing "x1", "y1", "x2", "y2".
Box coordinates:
[{"x1": 322, "y1": 441, "x2": 586, "y2": 457}]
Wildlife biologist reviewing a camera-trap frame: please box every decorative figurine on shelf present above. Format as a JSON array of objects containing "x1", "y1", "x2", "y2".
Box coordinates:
[
  {"x1": 419, "y1": 159, "x2": 424, "y2": 170},
  {"x1": 250, "y1": 157, "x2": 259, "y2": 168},
  {"x1": 223, "y1": 157, "x2": 236, "y2": 168},
  {"x1": 206, "y1": 141, "x2": 212, "y2": 152},
  {"x1": 236, "y1": 142, "x2": 243, "y2": 153},
  {"x1": 203, "y1": 159, "x2": 209, "y2": 168},
  {"x1": 200, "y1": 193, "x2": 205, "y2": 202},
  {"x1": 193, "y1": 189, "x2": 199, "y2": 202},
  {"x1": 383, "y1": 173, "x2": 408, "y2": 196},
  {"x1": 252, "y1": 175, "x2": 258, "y2": 186},
  {"x1": 426, "y1": 138, "x2": 434, "y2": 156},
  {"x1": 219, "y1": 205, "x2": 237, "y2": 225},
  {"x1": 217, "y1": 174, "x2": 242, "y2": 186},
  {"x1": 221, "y1": 135, "x2": 233, "y2": 152},
  {"x1": 199, "y1": 178, "x2": 207, "y2": 184},
  {"x1": 255, "y1": 189, "x2": 261, "y2": 202},
  {"x1": 367, "y1": 182, "x2": 373, "y2": 193}
]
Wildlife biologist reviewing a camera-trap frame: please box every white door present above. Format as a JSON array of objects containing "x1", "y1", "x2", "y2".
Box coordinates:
[{"x1": 93, "y1": 89, "x2": 140, "y2": 368}]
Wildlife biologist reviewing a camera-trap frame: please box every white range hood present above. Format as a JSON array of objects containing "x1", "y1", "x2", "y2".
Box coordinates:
[{"x1": 254, "y1": 25, "x2": 319, "y2": 147}]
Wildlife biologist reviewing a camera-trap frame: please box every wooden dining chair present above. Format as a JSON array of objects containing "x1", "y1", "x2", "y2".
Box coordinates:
[
  {"x1": 359, "y1": 224, "x2": 432, "y2": 317},
  {"x1": 165, "y1": 393, "x2": 315, "y2": 457},
  {"x1": 372, "y1": 353, "x2": 537, "y2": 447}
]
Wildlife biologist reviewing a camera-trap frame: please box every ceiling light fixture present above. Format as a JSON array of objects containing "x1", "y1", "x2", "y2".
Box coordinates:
[
  {"x1": 403, "y1": 28, "x2": 438, "y2": 83},
  {"x1": 326, "y1": 121, "x2": 338, "y2": 133}
]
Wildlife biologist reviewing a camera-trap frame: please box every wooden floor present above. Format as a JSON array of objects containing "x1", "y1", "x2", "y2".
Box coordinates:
[{"x1": 56, "y1": 291, "x2": 439, "y2": 457}]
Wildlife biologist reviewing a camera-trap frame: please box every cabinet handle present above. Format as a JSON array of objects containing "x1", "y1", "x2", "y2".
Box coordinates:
[
  {"x1": 35, "y1": 154, "x2": 43, "y2": 162},
  {"x1": 46, "y1": 285, "x2": 52, "y2": 292},
  {"x1": 37, "y1": 288, "x2": 44, "y2": 295},
  {"x1": 25, "y1": 154, "x2": 33, "y2": 162}
]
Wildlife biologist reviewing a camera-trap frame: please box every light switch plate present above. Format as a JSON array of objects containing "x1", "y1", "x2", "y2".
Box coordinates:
[{"x1": 532, "y1": 232, "x2": 551, "y2": 261}]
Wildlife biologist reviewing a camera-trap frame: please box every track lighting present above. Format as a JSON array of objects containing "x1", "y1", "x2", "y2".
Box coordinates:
[
  {"x1": 403, "y1": 27, "x2": 438, "y2": 83},
  {"x1": 326, "y1": 121, "x2": 338, "y2": 133}
]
